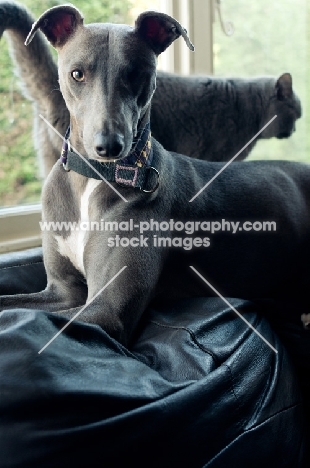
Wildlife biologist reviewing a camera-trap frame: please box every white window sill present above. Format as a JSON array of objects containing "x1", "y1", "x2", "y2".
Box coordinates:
[{"x1": 0, "y1": 204, "x2": 42, "y2": 253}]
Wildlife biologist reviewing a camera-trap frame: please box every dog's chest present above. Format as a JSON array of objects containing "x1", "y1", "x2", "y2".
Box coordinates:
[{"x1": 55, "y1": 179, "x2": 102, "y2": 276}]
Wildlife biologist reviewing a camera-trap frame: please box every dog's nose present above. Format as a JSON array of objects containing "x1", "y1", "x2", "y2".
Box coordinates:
[{"x1": 94, "y1": 132, "x2": 125, "y2": 158}]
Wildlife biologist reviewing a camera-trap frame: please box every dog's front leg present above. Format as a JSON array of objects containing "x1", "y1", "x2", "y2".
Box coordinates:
[
  {"x1": 0, "y1": 248, "x2": 88, "y2": 313},
  {"x1": 0, "y1": 278, "x2": 88, "y2": 313},
  {"x1": 68, "y1": 244, "x2": 165, "y2": 346},
  {"x1": 44, "y1": 282, "x2": 151, "y2": 347}
]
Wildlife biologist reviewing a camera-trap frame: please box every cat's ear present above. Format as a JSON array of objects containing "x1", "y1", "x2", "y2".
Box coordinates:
[{"x1": 276, "y1": 73, "x2": 293, "y2": 100}]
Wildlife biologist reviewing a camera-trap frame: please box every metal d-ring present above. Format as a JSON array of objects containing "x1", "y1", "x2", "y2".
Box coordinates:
[
  {"x1": 141, "y1": 166, "x2": 160, "y2": 193},
  {"x1": 62, "y1": 140, "x2": 71, "y2": 172}
]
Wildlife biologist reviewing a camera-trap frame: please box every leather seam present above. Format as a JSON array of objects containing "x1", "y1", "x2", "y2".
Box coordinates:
[
  {"x1": 223, "y1": 363, "x2": 244, "y2": 430},
  {"x1": 202, "y1": 402, "x2": 303, "y2": 467},
  {"x1": 0, "y1": 261, "x2": 44, "y2": 271},
  {"x1": 150, "y1": 320, "x2": 220, "y2": 365}
]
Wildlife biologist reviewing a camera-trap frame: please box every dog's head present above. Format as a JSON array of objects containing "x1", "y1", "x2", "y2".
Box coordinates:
[{"x1": 25, "y1": 5, "x2": 194, "y2": 162}]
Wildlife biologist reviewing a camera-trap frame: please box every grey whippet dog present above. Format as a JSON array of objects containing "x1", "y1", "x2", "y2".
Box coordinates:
[
  {"x1": 1, "y1": 4, "x2": 310, "y2": 345},
  {"x1": 0, "y1": 1, "x2": 301, "y2": 177}
]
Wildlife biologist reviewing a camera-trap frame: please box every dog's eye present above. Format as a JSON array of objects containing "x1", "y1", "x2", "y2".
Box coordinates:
[{"x1": 71, "y1": 70, "x2": 84, "y2": 82}]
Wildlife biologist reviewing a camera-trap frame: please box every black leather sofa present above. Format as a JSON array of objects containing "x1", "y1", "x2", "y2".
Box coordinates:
[{"x1": 0, "y1": 248, "x2": 309, "y2": 467}]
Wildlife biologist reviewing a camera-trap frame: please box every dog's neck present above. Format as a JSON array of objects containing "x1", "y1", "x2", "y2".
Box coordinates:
[{"x1": 122, "y1": 107, "x2": 153, "y2": 167}]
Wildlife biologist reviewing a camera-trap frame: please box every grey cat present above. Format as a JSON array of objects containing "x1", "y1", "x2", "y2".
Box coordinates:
[
  {"x1": 152, "y1": 71, "x2": 302, "y2": 161},
  {"x1": 0, "y1": 1, "x2": 302, "y2": 175}
]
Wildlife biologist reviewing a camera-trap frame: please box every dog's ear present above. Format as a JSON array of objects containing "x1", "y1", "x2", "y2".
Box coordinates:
[
  {"x1": 25, "y1": 5, "x2": 84, "y2": 48},
  {"x1": 135, "y1": 11, "x2": 194, "y2": 55},
  {"x1": 276, "y1": 73, "x2": 293, "y2": 100}
]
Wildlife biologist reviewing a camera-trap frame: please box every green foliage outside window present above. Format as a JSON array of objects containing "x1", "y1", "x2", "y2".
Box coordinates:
[{"x1": 213, "y1": 0, "x2": 310, "y2": 163}]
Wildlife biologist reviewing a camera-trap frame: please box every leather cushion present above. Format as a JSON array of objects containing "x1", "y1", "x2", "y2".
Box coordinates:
[{"x1": 0, "y1": 249, "x2": 306, "y2": 467}]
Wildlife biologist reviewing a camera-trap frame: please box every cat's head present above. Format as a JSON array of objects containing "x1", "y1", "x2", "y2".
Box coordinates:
[{"x1": 261, "y1": 73, "x2": 301, "y2": 139}]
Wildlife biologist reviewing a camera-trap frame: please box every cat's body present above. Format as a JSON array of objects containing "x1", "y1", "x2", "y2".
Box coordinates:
[
  {"x1": 152, "y1": 71, "x2": 302, "y2": 161},
  {"x1": 0, "y1": 1, "x2": 302, "y2": 174}
]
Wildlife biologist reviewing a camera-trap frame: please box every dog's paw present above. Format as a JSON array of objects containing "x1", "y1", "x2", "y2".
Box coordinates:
[{"x1": 301, "y1": 313, "x2": 310, "y2": 330}]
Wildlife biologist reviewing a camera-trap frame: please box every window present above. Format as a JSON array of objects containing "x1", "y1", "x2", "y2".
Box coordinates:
[
  {"x1": 213, "y1": 0, "x2": 309, "y2": 162},
  {"x1": 0, "y1": 0, "x2": 309, "y2": 251}
]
